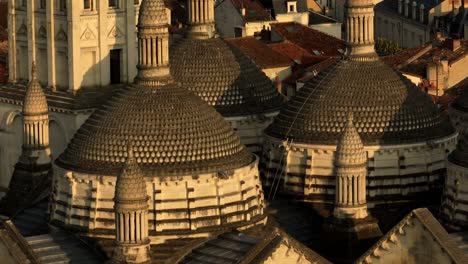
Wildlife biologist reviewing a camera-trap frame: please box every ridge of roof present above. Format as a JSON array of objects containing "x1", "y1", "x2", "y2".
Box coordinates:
[{"x1": 356, "y1": 208, "x2": 466, "y2": 264}]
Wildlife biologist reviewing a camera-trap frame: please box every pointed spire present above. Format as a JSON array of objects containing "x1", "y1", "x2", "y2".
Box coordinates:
[
  {"x1": 23, "y1": 61, "x2": 48, "y2": 116},
  {"x1": 114, "y1": 141, "x2": 148, "y2": 207},
  {"x1": 335, "y1": 112, "x2": 367, "y2": 167}
]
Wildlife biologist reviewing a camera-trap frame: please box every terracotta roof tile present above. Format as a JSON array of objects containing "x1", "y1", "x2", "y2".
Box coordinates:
[
  {"x1": 383, "y1": 40, "x2": 468, "y2": 78},
  {"x1": 225, "y1": 37, "x2": 292, "y2": 68},
  {"x1": 270, "y1": 22, "x2": 345, "y2": 57}
]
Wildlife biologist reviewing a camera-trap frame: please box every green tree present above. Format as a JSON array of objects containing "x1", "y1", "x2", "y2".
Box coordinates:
[{"x1": 375, "y1": 38, "x2": 403, "y2": 56}]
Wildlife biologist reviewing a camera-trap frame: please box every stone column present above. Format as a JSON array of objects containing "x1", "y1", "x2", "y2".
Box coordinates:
[
  {"x1": 67, "y1": 0, "x2": 81, "y2": 92},
  {"x1": 97, "y1": 0, "x2": 109, "y2": 86},
  {"x1": 8, "y1": 0, "x2": 17, "y2": 83},
  {"x1": 126, "y1": 0, "x2": 137, "y2": 83},
  {"x1": 27, "y1": 0, "x2": 37, "y2": 79},
  {"x1": 46, "y1": 0, "x2": 56, "y2": 89}
]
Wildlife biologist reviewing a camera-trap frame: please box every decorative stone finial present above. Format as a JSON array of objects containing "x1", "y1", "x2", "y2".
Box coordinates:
[
  {"x1": 23, "y1": 61, "x2": 48, "y2": 116},
  {"x1": 135, "y1": 0, "x2": 172, "y2": 85},
  {"x1": 345, "y1": 0, "x2": 376, "y2": 57},
  {"x1": 335, "y1": 112, "x2": 367, "y2": 167},
  {"x1": 334, "y1": 111, "x2": 368, "y2": 219}
]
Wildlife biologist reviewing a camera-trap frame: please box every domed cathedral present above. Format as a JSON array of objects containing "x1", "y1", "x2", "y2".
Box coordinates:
[
  {"x1": 440, "y1": 129, "x2": 468, "y2": 231},
  {"x1": 0, "y1": 0, "x2": 148, "y2": 196},
  {"x1": 169, "y1": 0, "x2": 285, "y2": 153},
  {"x1": 261, "y1": 0, "x2": 457, "y2": 207},
  {"x1": 50, "y1": 0, "x2": 265, "y2": 244}
]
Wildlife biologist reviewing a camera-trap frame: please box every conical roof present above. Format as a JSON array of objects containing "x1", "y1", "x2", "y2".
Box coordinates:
[
  {"x1": 138, "y1": 0, "x2": 167, "y2": 27},
  {"x1": 23, "y1": 62, "x2": 48, "y2": 116},
  {"x1": 335, "y1": 113, "x2": 367, "y2": 166},
  {"x1": 57, "y1": 84, "x2": 253, "y2": 176},
  {"x1": 265, "y1": 58, "x2": 455, "y2": 145},
  {"x1": 114, "y1": 144, "x2": 148, "y2": 203},
  {"x1": 170, "y1": 38, "x2": 284, "y2": 117}
]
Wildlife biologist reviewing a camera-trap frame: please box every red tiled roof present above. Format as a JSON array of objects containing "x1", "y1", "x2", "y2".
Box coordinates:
[
  {"x1": 268, "y1": 42, "x2": 320, "y2": 65},
  {"x1": 225, "y1": 37, "x2": 292, "y2": 68},
  {"x1": 270, "y1": 22, "x2": 345, "y2": 57},
  {"x1": 382, "y1": 39, "x2": 468, "y2": 78},
  {"x1": 231, "y1": 0, "x2": 273, "y2": 22}
]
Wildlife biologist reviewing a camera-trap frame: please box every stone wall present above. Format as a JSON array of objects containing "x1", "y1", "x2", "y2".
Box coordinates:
[
  {"x1": 261, "y1": 134, "x2": 457, "y2": 206},
  {"x1": 50, "y1": 158, "x2": 266, "y2": 243},
  {"x1": 0, "y1": 100, "x2": 90, "y2": 189},
  {"x1": 440, "y1": 162, "x2": 468, "y2": 230},
  {"x1": 8, "y1": 0, "x2": 144, "y2": 92}
]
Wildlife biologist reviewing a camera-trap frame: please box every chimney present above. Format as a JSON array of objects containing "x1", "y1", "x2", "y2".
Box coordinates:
[
  {"x1": 241, "y1": 7, "x2": 246, "y2": 16},
  {"x1": 420, "y1": 4, "x2": 425, "y2": 23},
  {"x1": 404, "y1": 0, "x2": 410, "y2": 17},
  {"x1": 445, "y1": 38, "x2": 461, "y2": 51},
  {"x1": 398, "y1": 0, "x2": 403, "y2": 14},
  {"x1": 412, "y1": 1, "x2": 417, "y2": 20}
]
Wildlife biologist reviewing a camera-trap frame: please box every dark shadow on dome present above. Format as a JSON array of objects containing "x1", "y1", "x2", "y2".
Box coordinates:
[
  {"x1": 170, "y1": 37, "x2": 285, "y2": 117},
  {"x1": 265, "y1": 57, "x2": 455, "y2": 146}
]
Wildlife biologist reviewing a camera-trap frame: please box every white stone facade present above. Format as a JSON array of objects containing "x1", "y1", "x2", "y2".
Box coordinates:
[
  {"x1": 50, "y1": 158, "x2": 266, "y2": 243},
  {"x1": 8, "y1": 0, "x2": 144, "y2": 92},
  {"x1": 441, "y1": 162, "x2": 468, "y2": 230},
  {"x1": 262, "y1": 134, "x2": 458, "y2": 206}
]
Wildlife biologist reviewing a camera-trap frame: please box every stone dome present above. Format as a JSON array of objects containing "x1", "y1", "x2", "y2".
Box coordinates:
[
  {"x1": 56, "y1": 83, "x2": 253, "y2": 176},
  {"x1": 265, "y1": 58, "x2": 455, "y2": 145},
  {"x1": 138, "y1": 0, "x2": 167, "y2": 26},
  {"x1": 170, "y1": 38, "x2": 284, "y2": 117},
  {"x1": 23, "y1": 63, "x2": 48, "y2": 116},
  {"x1": 335, "y1": 113, "x2": 366, "y2": 167}
]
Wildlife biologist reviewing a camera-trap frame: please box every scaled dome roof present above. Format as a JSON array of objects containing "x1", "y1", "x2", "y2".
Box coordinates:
[
  {"x1": 265, "y1": 58, "x2": 455, "y2": 145},
  {"x1": 57, "y1": 83, "x2": 253, "y2": 176},
  {"x1": 170, "y1": 38, "x2": 284, "y2": 117},
  {"x1": 24, "y1": 64, "x2": 48, "y2": 115}
]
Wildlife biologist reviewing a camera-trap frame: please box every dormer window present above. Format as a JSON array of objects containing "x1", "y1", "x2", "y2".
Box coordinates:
[{"x1": 287, "y1": 0, "x2": 297, "y2": 13}]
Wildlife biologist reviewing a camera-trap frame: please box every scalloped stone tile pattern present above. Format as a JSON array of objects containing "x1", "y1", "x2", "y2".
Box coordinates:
[
  {"x1": 57, "y1": 84, "x2": 253, "y2": 176},
  {"x1": 24, "y1": 78, "x2": 48, "y2": 115},
  {"x1": 115, "y1": 154, "x2": 147, "y2": 202},
  {"x1": 138, "y1": 0, "x2": 167, "y2": 26},
  {"x1": 335, "y1": 116, "x2": 366, "y2": 166},
  {"x1": 170, "y1": 38, "x2": 284, "y2": 117},
  {"x1": 266, "y1": 58, "x2": 455, "y2": 145}
]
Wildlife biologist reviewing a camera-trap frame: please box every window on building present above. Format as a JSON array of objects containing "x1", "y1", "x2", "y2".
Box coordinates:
[
  {"x1": 83, "y1": 0, "x2": 91, "y2": 10},
  {"x1": 134, "y1": 0, "x2": 139, "y2": 4},
  {"x1": 40, "y1": 0, "x2": 46, "y2": 9},
  {"x1": 109, "y1": 0, "x2": 118, "y2": 8},
  {"x1": 287, "y1": 2, "x2": 296, "y2": 12},
  {"x1": 21, "y1": 0, "x2": 27, "y2": 8}
]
